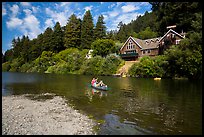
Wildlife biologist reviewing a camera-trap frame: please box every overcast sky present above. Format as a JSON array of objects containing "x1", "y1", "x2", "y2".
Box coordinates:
[{"x1": 2, "y1": 2, "x2": 152, "y2": 53}]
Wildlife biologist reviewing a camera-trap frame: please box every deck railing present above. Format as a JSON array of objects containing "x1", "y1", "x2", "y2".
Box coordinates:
[{"x1": 119, "y1": 52, "x2": 138, "y2": 57}]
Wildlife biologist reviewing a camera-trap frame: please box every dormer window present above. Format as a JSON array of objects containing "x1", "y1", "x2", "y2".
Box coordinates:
[
  {"x1": 145, "y1": 40, "x2": 149, "y2": 44},
  {"x1": 151, "y1": 39, "x2": 154, "y2": 42}
]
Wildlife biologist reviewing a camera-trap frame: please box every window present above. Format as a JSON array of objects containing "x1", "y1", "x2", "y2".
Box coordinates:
[
  {"x1": 143, "y1": 50, "x2": 145, "y2": 54},
  {"x1": 176, "y1": 40, "x2": 180, "y2": 45},
  {"x1": 128, "y1": 39, "x2": 134, "y2": 49},
  {"x1": 148, "y1": 50, "x2": 151, "y2": 53}
]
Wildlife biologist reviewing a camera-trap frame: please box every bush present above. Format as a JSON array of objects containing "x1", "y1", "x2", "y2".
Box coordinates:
[
  {"x1": 128, "y1": 56, "x2": 166, "y2": 78},
  {"x1": 30, "y1": 51, "x2": 56, "y2": 73},
  {"x1": 100, "y1": 55, "x2": 124, "y2": 75},
  {"x1": 19, "y1": 62, "x2": 34, "y2": 72},
  {"x1": 9, "y1": 58, "x2": 24, "y2": 72},
  {"x1": 2, "y1": 62, "x2": 11, "y2": 71},
  {"x1": 80, "y1": 56, "x2": 103, "y2": 75}
]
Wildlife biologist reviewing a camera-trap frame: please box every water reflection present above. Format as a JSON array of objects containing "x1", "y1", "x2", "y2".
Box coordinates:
[
  {"x1": 85, "y1": 87, "x2": 108, "y2": 102},
  {"x1": 2, "y1": 72, "x2": 202, "y2": 135}
]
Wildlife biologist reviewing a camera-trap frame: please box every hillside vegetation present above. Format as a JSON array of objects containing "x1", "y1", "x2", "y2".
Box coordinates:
[{"x1": 2, "y1": 2, "x2": 202, "y2": 79}]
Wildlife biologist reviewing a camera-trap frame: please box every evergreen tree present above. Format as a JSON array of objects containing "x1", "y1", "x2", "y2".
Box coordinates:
[
  {"x1": 64, "y1": 14, "x2": 81, "y2": 49},
  {"x1": 150, "y1": 2, "x2": 202, "y2": 34},
  {"x1": 94, "y1": 15, "x2": 106, "y2": 40},
  {"x1": 42, "y1": 27, "x2": 54, "y2": 51},
  {"x1": 116, "y1": 22, "x2": 129, "y2": 42},
  {"x1": 4, "y1": 49, "x2": 14, "y2": 62},
  {"x1": 81, "y1": 10, "x2": 94, "y2": 49},
  {"x1": 12, "y1": 37, "x2": 21, "y2": 59},
  {"x1": 21, "y1": 35, "x2": 30, "y2": 62},
  {"x1": 53, "y1": 22, "x2": 64, "y2": 52}
]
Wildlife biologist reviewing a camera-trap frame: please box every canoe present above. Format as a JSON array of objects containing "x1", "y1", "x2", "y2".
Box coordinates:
[
  {"x1": 91, "y1": 85, "x2": 109, "y2": 91},
  {"x1": 154, "y1": 77, "x2": 161, "y2": 80}
]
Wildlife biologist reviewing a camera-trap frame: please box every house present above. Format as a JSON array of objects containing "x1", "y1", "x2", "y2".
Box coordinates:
[{"x1": 119, "y1": 28, "x2": 185, "y2": 61}]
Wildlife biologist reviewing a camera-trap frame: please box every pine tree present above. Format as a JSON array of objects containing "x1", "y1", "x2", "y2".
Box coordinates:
[
  {"x1": 64, "y1": 14, "x2": 81, "y2": 49},
  {"x1": 94, "y1": 15, "x2": 106, "y2": 40},
  {"x1": 53, "y1": 22, "x2": 64, "y2": 52},
  {"x1": 42, "y1": 27, "x2": 54, "y2": 51},
  {"x1": 21, "y1": 35, "x2": 30, "y2": 62},
  {"x1": 81, "y1": 10, "x2": 94, "y2": 49}
]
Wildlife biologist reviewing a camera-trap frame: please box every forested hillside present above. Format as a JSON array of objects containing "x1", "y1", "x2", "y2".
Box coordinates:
[{"x1": 2, "y1": 2, "x2": 202, "y2": 79}]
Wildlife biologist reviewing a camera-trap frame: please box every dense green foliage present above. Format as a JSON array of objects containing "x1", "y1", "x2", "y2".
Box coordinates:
[
  {"x1": 128, "y1": 56, "x2": 167, "y2": 78},
  {"x1": 91, "y1": 39, "x2": 116, "y2": 57},
  {"x1": 80, "y1": 55, "x2": 124, "y2": 76},
  {"x1": 2, "y1": 47, "x2": 123, "y2": 76},
  {"x1": 150, "y1": 2, "x2": 202, "y2": 35},
  {"x1": 134, "y1": 27, "x2": 158, "y2": 39}
]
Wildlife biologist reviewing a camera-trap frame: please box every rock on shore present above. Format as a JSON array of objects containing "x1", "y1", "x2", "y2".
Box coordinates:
[{"x1": 2, "y1": 94, "x2": 96, "y2": 135}]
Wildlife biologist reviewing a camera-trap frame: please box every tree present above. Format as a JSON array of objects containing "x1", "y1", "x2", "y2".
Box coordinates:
[
  {"x1": 149, "y1": 2, "x2": 202, "y2": 34},
  {"x1": 91, "y1": 39, "x2": 116, "y2": 57},
  {"x1": 94, "y1": 15, "x2": 106, "y2": 40},
  {"x1": 12, "y1": 37, "x2": 21, "y2": 59},
  {"x1": 4, "y1": 49, "x2": 14, "y2": 62},
  {"x1": 52, "y1": 22, "x2": 64, "y2": 52},
  {"x1": 64, "y1": 14, "x2": 81, "y2": 49},
  {"x1": 81, "y1": 10, "x2": 94, "y2": 49},
  {"x1": 136, "y1": 27, "x2": 158, "y2": 39},
  {"x1": 21, "y1": 35, "x2": 30, "y2": 62},
  {"x1": 106, "y1": 30, "x2": 117, "y2": 41},
  {"x1": 116, "y1": 22, "x2": 129, "y2": 42},
  {"x1": 42, "y1": 27, "x2": 54, "y2": 51}
]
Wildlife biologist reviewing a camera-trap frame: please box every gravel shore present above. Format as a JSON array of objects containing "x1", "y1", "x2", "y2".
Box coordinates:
[{"x1": 2, "y1": 94, "x2": 97, "y2": 135}]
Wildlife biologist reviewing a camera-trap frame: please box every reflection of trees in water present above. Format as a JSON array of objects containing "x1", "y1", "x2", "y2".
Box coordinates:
[{"x1": 121, "y1": 95, "x2": 184, "y2": 134}]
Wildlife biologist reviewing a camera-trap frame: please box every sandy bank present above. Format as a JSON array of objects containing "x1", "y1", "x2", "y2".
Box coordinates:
[{"x1": 2, "y1": 94, "x2": 96, "y2": 135}]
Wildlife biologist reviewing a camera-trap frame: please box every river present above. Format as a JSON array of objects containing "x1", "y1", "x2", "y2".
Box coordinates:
[{"x1": 2, "y1": 72, "x2": 202, "y2": 135}]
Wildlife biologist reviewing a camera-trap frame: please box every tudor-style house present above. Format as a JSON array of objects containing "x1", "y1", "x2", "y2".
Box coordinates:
[{"x1": 119, "y1": 28, "x2": 185, "y2": 61}]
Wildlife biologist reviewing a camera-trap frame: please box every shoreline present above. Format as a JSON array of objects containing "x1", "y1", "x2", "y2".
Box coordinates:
[{"x1": 2, "y1": 94, "x2": 97, "y2": 135}]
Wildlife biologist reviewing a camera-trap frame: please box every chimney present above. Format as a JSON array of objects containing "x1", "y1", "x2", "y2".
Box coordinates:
[
  {"x1": 180, "y1": 29, "x2": 186, "y2": 38},
  {"x1": 166, "y1": 25, "x2": 176, "y2": 30}
]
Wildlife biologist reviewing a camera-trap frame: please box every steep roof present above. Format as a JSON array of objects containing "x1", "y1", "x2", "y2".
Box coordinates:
[
  {"x1": 120, "y1": 36, "x2": 142, "y2": 51},
  {"x1": 120, "y1": 36, "x2": 161, "y2": 51},
  {"x1": 132, "y1": 37, "x2": 161, "y2": 50},
  {"x1": 159, "y1": 29, "x2": 185, "y2": 42}
]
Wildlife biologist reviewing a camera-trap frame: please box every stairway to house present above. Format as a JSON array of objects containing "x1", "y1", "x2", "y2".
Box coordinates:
[{"x1": 115, "y1": 61, "x2": 139, "y2": 77}]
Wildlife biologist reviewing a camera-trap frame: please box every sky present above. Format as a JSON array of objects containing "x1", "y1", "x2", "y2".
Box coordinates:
[{"x1": 2, "y1": 2, "x2": 152, "y2": 54}]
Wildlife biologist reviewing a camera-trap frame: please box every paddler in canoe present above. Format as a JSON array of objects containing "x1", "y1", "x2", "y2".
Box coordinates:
[{"x1": 91, "y1": 77, "x2": 107, "y2": 88}]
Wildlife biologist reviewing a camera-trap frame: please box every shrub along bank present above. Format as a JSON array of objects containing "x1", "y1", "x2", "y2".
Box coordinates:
[{"x1": 2, "y1": 48, "x2": 124, "y2": 76}]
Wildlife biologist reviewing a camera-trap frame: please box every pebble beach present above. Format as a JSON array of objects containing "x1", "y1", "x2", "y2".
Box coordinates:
[{"x1": 2, "y1": 94, "x2": 97, "y2": 135}]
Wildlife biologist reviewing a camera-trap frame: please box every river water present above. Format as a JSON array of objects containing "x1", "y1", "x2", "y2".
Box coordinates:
[{"x1": 2, "y1": 72, "x2": 202, "y2": 135}]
